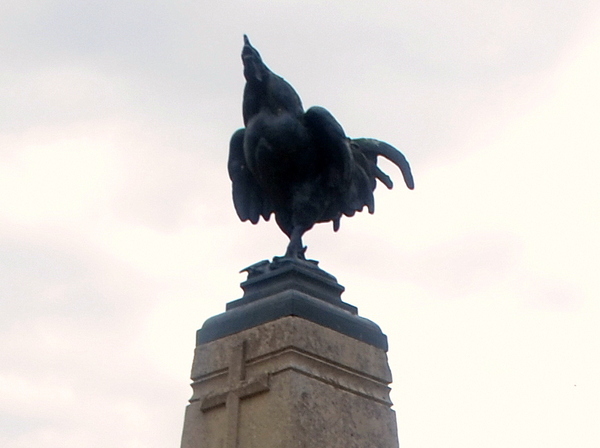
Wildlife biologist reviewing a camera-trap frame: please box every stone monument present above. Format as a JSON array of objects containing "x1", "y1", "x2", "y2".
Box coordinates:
[
  {"x1": 181, "y1": 36, "x2": 413, "y2": 448},
  {"x1": 181, "y1": 259, "x2": 399, "y2": 448}
]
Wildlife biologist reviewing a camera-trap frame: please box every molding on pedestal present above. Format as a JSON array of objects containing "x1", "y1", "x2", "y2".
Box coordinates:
[{"x1": 197, "y1": 258, "x2": 387, "y2": 350}]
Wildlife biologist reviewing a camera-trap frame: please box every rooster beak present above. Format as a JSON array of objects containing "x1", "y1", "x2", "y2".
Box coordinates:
[{"x1": 242, "y1": 35, "x2": 264, "y2": 83}]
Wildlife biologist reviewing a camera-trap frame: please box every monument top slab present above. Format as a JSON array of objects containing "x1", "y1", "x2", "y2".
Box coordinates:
[{"x1": 197, "y1": 258, "x2": 388, "y2": 350}]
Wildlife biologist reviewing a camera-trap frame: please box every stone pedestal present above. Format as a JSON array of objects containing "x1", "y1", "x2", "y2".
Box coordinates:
[{"x1": 181, "y1": 259, "x2": 399, "y2": 448}]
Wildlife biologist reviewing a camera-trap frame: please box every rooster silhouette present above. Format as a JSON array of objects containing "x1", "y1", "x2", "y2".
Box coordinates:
[{"x1": 228, "y1": 36, "x2": 414, "y2": 259}]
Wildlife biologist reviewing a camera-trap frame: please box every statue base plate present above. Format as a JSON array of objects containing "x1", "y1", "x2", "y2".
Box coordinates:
[{"x1": 197, "y1": 258, "x2": 388, "y2": 350}]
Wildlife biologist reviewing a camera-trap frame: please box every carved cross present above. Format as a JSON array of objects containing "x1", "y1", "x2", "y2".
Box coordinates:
[{"x1": 201, "y1": 340, "x2": 270, "y2": 448}]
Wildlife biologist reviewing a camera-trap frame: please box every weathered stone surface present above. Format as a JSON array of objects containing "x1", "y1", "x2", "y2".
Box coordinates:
[{"x1": 181, "y1": 316, "x2": 399, "y2": 448}]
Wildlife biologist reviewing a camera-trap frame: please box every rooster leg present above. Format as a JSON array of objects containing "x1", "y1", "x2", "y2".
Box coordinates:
[{"x1": 284, "y1": 226, "x2": 307, "y2": 259}]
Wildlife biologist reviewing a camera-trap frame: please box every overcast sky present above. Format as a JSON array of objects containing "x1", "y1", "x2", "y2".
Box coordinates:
[{"x1": 2, "y1": 1, "x2": 600, "y2": 447}]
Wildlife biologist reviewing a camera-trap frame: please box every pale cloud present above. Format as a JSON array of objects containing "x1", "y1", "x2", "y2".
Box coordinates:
[{"x1": 0, "y1": 134, "x2": 117, "y2": 224}]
